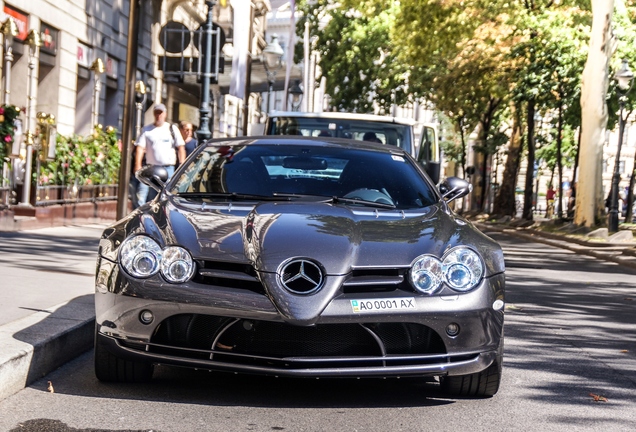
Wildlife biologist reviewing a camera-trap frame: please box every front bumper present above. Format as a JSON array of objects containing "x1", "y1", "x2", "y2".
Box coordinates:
[
  {"x1": 97, "y1": 331, "x2": 499, "y2": 378},
  {"x1": 95, "y1": 259, "x2": 504, "y2": 378}
]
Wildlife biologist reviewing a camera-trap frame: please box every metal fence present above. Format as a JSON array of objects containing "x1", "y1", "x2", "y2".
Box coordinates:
[{"x1": 34, "y1": 184, "x2": 119, "y2": 206}]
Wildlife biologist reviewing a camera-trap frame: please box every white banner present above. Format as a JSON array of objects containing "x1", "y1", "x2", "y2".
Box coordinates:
[
  {"x1": 282, "y1": 0, "x2": 296, "y2": 111},
  {"x1": 229, "y1": 0, "x2": 251, "y2": 100}
]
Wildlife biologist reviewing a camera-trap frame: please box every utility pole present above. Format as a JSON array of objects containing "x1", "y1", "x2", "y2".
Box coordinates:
[{"x1": 116, "y1": 0, "x2": 140, "y2": 220}]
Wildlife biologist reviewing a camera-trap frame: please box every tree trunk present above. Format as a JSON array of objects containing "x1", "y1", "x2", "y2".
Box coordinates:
[
  {"x1": 523, "y1": 100, "x2": 536, "y2": 220},
  {"x1": 458, "y1": 116, "x2": 467, "y2": 178},
  {"x1": 557, "y1": 104, "x2": 565, "y2": 219},
  {"x1": 458, "y1": 117, "x2": 467, "y2": 212},
  {"x1": 493, "y1": 105, "x2": 522, "y2": 217},
  {"x1": 626, "y1": 157, "x2": 635, "y2": 223},
  {"x1": 571, "y1": 128, "x2": 581, "y2": 188},
  {"x1": 575, "y1": 0, "x2": 615, "y2": 227}
]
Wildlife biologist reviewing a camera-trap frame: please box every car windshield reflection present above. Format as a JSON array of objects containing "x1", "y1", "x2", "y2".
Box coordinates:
[{"x1": 170, "y1": 143, "x2": 437, "y2": 210}]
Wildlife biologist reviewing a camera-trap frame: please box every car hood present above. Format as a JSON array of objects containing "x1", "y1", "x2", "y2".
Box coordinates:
[{"x1": 104, "y1": 199, "x2": 503, "y2": 276}]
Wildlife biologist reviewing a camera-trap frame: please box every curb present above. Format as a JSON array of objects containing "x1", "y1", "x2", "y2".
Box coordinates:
[
  {"x1": 0, "y1": 299, "x2": 95, "y2": 401},
  {"x1": 477, "y1": 223, "x2": 636, "y2": 270}
]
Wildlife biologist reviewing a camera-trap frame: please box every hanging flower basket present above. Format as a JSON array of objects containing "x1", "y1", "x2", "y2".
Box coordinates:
[{"x1": 0, "y1": 105, "x2": 21, "y2": 162}]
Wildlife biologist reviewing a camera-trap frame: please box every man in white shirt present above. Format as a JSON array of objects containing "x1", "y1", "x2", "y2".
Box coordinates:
[{"x1": 134, "y1": 103, "x2": 186, "y2": 206}]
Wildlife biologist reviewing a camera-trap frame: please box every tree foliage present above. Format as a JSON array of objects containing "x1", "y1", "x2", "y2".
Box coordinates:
[
  {"x1": 298, "y1": 0, "x2": 636, "y2": 220},
  {"x1": 297, "y1": 0, "x2": 408, "y2": 113}
]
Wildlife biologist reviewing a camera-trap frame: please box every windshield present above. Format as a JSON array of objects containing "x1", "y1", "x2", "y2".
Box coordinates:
[
  {"x1": 267, "y1": 116, "x2": 413, "y2": 156},
  {"x1": 170, "y1": 143, "x2": 437, "y2": 210}
]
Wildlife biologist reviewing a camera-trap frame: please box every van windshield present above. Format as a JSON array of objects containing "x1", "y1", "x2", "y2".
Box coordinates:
[{"x1": 267, "y1": 116, "x2": 413, "y2": 156}]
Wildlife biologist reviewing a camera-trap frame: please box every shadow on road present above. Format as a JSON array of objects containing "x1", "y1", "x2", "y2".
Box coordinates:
[{"x1": 0, "y1": 230, "x2": 101, "y2": 274}]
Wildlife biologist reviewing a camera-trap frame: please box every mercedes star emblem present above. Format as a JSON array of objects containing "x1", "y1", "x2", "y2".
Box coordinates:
[{"x1": 278, "y1": 259, "x2": 324, "y2": 294}]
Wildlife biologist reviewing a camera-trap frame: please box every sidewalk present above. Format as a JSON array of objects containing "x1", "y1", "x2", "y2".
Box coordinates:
[
  {"x1": 476, "y1": 221, "x2": 636, "y2": 270},
  {"x1": 0, "y1": 224, "x2": 106, "y2": 401},
  {"x1": 0, "y1": 220, "x2": 635, "y2": 402}
]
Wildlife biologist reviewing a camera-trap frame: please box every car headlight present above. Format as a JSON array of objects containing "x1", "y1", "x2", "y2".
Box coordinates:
[
  {"x1": 442, "y1": 247, "x2": 484, "y2": 292},
  {"x1": 119, "y1": 236, "x2": 162, "y2": 278},
  {"x1": 119, "y1": 236, "x2": 195, "y2": 283},
  {"x1": 161, "y1": 246, "x2": 195, "y2": 283},
  {"x1": 410, "y1": 255, "x2": 443, "y2": 294},
  {"x1": 409, "y1": 247, "x2": 484, "y2": 294}
]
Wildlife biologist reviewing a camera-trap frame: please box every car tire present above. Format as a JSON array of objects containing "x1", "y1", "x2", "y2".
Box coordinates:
[
  {"x1": 94, "y1": 325, "x2": 154, "y2": 383},
  {"x1": 440, "y1": 337, "x2": 503, "y2": 398}
]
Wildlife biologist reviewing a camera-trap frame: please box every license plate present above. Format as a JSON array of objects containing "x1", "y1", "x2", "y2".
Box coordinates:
[{"x1": 350, "y1": 298, "x2": 415, "y2": 313}]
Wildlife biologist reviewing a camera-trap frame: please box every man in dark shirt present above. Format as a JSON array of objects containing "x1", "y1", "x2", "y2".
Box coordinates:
[{"x1": 179, "y1": 121, "x2": 198, "y2": 157}]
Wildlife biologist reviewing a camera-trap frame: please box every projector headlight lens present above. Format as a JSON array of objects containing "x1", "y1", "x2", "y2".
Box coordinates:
[
  {"x1": 119, "y1": 236, "x2": 162, "y2": 278},
  {"x1": 443, "y1": 247, "x2": 484, "y2": 292},
  {"x1": 410, "y1": 255, "x2": 443, "y2": 294},
  {"x1": 161, "y1": 246, "x2": 195, "y2": 283}
]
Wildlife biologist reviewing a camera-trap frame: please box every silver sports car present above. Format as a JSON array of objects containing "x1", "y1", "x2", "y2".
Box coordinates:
[{"x1": 94, "y1": 137, "x2": 505, "y2": 397}]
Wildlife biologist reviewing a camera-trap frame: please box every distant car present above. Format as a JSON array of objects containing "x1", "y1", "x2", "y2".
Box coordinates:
[
  {"x1": 264, "y1": 111, "x2": 442, "y2": 184},
  {"x1": 94, "y1": 137, "x2": 505, "y2": 397}
]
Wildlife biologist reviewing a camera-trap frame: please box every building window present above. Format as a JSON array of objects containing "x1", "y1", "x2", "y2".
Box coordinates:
[
  {"x1": 112, "y1": 0, "x2": 121, "y2": 33},
  {"x1": 619, "y1": 160, "x2": 626, "y2": 174},
  {"x1": 603, "y1": 159, "x2": 608, "y2": 173}
]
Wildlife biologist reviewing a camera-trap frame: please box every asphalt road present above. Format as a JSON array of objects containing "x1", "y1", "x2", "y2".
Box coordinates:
[{"x1": 1, "y1": 230, "x2": 635, "y2": 432}]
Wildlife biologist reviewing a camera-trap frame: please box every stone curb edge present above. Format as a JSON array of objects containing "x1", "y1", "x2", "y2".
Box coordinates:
[
  {"x1": 476, "y1": 223, "x2": 636, "y2": 271},
  {"x1": 0, "y1": 303, "x2": 95, "y2": 401}
]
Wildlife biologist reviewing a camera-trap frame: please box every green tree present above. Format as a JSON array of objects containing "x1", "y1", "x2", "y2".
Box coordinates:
[
  {"x1": 510, "y1": 7, "x2": 589, "y2": 219},
  {"x1": 606, "y1": 1, "x2": 636, "y2": 223},
  {"x1": 297, "y1": 0, "x2": 408, "y2": 113}
]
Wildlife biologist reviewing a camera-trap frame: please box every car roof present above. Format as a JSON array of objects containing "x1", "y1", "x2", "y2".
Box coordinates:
[
  {"x1": 267, "y1": 111, "x2": 417, "y2": 126},
  {"x1": 202, "y1": 136, "x2": 409, "y2": 155}
]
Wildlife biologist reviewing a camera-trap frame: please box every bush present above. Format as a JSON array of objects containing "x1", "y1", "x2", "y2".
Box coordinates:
[
  {"x1": 39, "y1": 126, "x2": 121, "y2": 186},
  {"x1": 0, "y1": 105, "x2": 21, "y2": 166}
]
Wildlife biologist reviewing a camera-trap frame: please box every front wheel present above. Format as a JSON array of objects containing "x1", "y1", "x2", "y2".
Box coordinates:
[
  {"x1": 94, "y1": 325, "x2": 154, "y2": 383},
  {"x1": 440, "y1": 339, "x2": 503, "y2": 398}
]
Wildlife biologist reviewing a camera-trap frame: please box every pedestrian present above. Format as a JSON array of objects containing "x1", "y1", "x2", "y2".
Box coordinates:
[
  {"x1": 134, "y1": 103, "x2": 186, "y2": 206},
  {"x1": 620, "y1": 186, "x2": 629, "y2": 217},
  {"x1": 545, "y1": 184, "x2": 555, "y2": 218},
  {"x1": 178, "y1": 120, "x2": 198, "y2": 158}
]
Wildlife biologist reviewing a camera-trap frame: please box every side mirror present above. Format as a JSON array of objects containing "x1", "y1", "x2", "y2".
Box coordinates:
[
  {"x1": 439, "y1": 177, "x2": 472, "y2": 203},
  {"x1": 136, "y1": 165, "x2": 169, "y2": 192}
]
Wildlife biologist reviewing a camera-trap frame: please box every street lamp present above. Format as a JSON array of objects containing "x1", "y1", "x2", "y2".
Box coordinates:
[
  {"x1": 195, "y1": 0, "x2": 218, "y2": 143},
  {"x1": 19, "y1": 29, "x2": 41, "y2": 207},
  {"x1": 90, "y1": 58, "x2": 105, "y2": 129},
  {"x1": 609, "y1": 59, "x2": 634, "y2": 233},
  {"x1": 262, "y1": 34, "x2": 284, "y2": 113},
  {"x1": 288, "y1": 79, "x2": 303, "y2": 112},
  {"x1": 1, "y1": 18, "x2": 18, "y2": 105}
]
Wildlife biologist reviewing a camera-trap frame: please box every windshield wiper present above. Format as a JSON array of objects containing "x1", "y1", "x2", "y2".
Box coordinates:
[
  {"x1": 331, "y1": 196, "x2": 396, "y2": 209},
  {"x1": 272, "y1": 193, "x2": 333, "y2": 202},
  {"x1": 175, "y1": 192, "x2": 289, "y2": 201},
  {"x1": 273, "y1": 192, "x2": 396, "y2": 209}
]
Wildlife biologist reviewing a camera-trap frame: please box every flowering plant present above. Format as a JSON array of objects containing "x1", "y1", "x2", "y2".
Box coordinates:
[
  {"x1": 0, "y1": 105, "x2": 21, "y2": 163},
  {"x1": 39, "y1": 125, "x2": 121, "y2": 186}
]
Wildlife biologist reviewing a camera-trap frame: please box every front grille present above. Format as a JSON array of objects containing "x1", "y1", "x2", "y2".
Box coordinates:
[
  {"x1": 193, "y1": 260, "x2": 265, "y2": 294},
  {"x1": 217, "y1": 320, "x2": 380, "y2": 357},
  {"x1": 145, "y1": 314, "x2": 446, "y2": 369},
  {"x1": 151, "y1": 314, "x2": 235, "y2": 359},
  {"x1": 342, "y1": 268, "x2": 413, "y2": 294}
]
